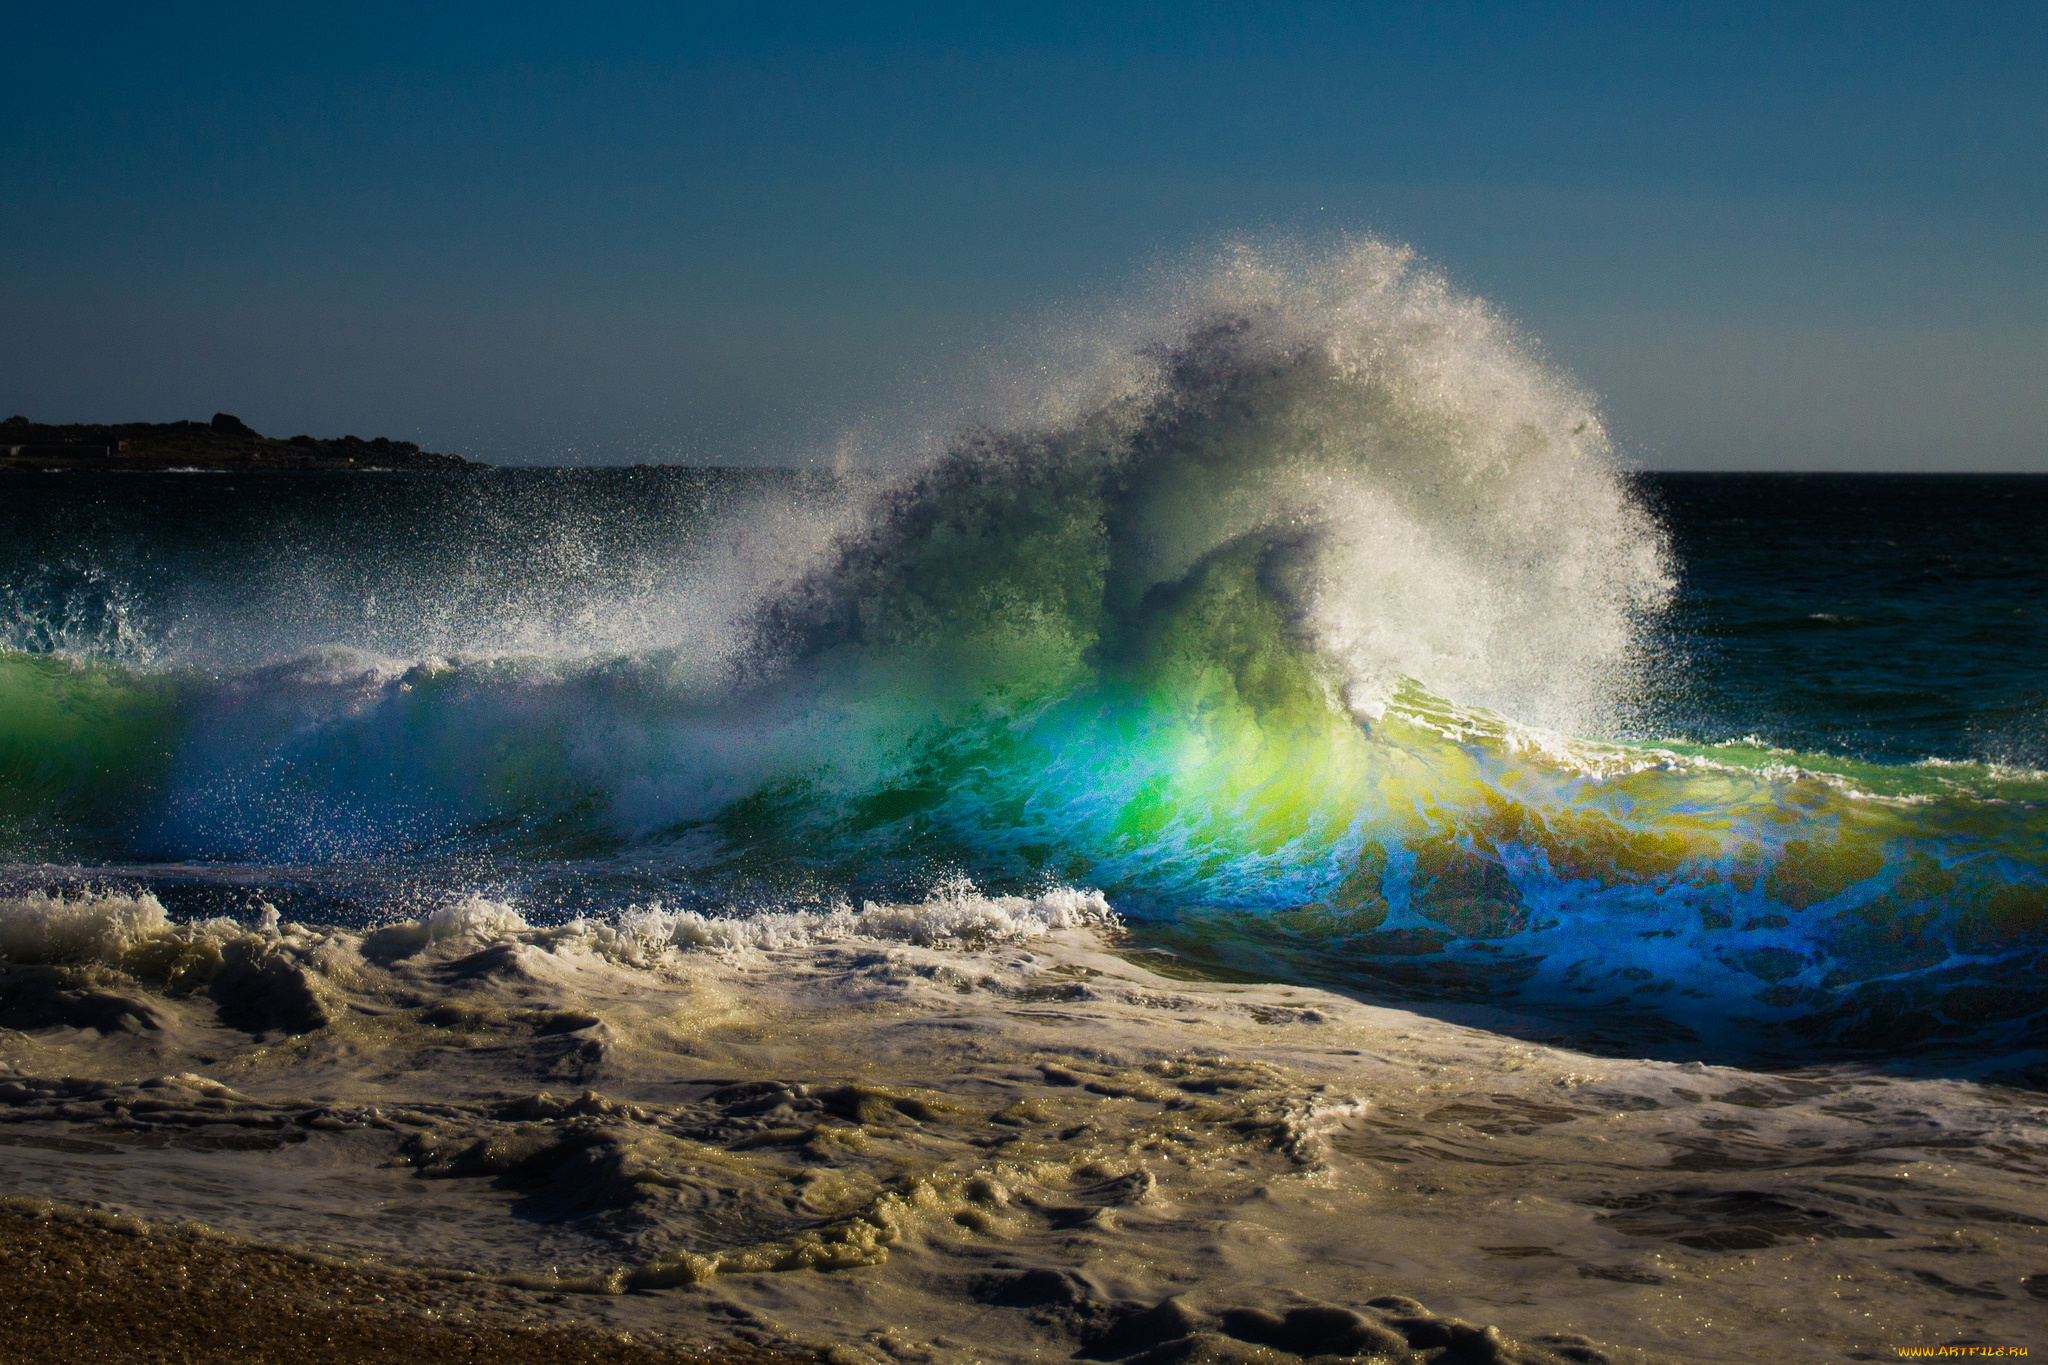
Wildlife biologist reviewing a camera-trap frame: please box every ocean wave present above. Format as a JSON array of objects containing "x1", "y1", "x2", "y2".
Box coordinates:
[{"x1": 2, "y1": 242, "x2": 2042, "y2": 1054}]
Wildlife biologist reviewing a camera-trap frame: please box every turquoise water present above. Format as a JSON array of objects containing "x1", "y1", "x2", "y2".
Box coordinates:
[{"x1": 3, "y1": 254, "x2": 2042, "y2": 1062}]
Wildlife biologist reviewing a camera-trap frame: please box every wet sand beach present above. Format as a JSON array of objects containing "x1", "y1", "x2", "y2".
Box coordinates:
[
  {"x1": 0, "y1": 1201, "x2": 813, "y2": 1365},
  {"x1": 4, "y1": 890, "x2": 2042, "y2": 1363}
]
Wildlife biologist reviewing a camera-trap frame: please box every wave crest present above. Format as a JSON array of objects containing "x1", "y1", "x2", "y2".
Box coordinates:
[{"x1": 762, "y1": 238, "x2": 1670, "y2": 734}]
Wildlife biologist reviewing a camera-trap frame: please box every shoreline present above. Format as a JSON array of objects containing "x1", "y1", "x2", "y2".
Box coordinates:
[{"x1": 3, "y1": 892, "x2": 2042, "y2": 1362}]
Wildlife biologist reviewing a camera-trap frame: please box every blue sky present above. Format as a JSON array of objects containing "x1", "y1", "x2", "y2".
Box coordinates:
[{"x1": 5, "y1": 3, "x2": 2043, "y2": 468}]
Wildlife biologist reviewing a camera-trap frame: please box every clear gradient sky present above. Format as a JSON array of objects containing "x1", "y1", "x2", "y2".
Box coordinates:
[{"x1": 5, "y1": 3, "x2": 2043, "y2": 469}]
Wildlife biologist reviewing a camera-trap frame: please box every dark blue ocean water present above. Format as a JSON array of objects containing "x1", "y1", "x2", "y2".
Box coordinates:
[
  {"x1": 1641, "y1": 473, "x2": 2048, "y2": 769},
  {"x1": 0, "y1": 468, "x2": 2042, "y2": 1062}
]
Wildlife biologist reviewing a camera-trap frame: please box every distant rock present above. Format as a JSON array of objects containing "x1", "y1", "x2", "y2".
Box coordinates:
[{"x1": 0, "y1": 416, "x2": 482, "y2": 472}]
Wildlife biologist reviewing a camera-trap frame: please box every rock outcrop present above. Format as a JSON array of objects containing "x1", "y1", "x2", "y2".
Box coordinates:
[{"x1": 1, "y1": 413, "x2": 480, "y2": 471}]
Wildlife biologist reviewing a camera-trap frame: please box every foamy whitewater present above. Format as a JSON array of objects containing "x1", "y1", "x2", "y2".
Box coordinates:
[{"x1": 3, "y1": 241, "x2": 2044, "y2": 1362}]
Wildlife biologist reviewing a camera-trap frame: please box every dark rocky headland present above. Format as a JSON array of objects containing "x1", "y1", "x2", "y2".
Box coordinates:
[{"x1": 1, "y1": 413, "x2": 481, "y2": 472}]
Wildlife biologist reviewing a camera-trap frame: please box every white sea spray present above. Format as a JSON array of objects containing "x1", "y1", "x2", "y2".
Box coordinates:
[{"x1": 569, "y1": 880, "x2": 1117, "y2": 967}]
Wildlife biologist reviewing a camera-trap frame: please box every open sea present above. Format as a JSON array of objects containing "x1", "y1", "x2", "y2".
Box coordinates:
[{"x1": 3, "y1": 247, "x2": 2043, "y2": 1362}]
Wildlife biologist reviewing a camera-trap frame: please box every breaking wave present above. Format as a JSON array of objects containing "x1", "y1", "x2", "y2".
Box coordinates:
[{"x1": 3, "y1": 240, "x2": 2044, "y2": 1058}]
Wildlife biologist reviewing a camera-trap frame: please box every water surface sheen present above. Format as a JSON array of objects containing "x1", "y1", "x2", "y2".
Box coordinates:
[{"x1": 3, "y1": 260, "x2": 2042, "y2": 1069}]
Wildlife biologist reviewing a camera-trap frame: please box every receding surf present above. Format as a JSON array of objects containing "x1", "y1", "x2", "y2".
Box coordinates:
[{"x1": 5, "y1": 239, "x2": 2046, "y2": 1364}]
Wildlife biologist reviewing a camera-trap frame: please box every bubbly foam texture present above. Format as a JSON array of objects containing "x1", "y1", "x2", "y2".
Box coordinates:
[
  {"x1": 574, "y1": 882, "x2": 1117, "y2": 965},
  {"x1": 350, "y1": 894, "x2": 542, "y2": 958},
  {"x1": 3, "y1": 896, "x2": 2043, "y2": 1364},
  {"x1": 0, "y1": 882, "x2": 1116, "y2": 977},
  {"x1": 0, "y1": 890, "x2": 176, "y2": 964}
]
